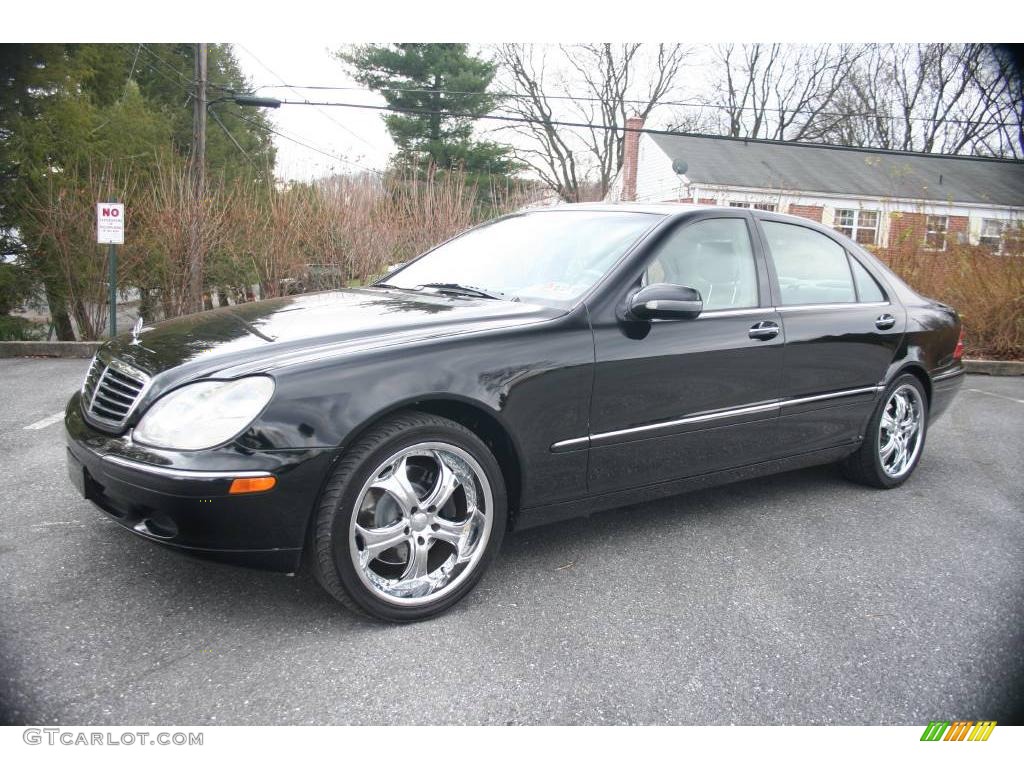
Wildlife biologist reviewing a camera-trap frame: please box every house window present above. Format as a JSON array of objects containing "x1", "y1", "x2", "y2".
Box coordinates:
[
  {"x1": 834, "y1": 209, "x2": 879, "y2": 246},
  {"x1": 980, "y1": 219, "x2": 1003, "y2": 252},
  {"x1": 925, "y1": 215, "x2": 948, "y2": 250},
  {"x1": 728, "y1": 202, "x2": 776, "y2": 211}
]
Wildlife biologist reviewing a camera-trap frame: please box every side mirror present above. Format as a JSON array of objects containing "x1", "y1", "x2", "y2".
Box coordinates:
[{"x1": 627, "y1": 283, "x2": 703, "y2": 321}]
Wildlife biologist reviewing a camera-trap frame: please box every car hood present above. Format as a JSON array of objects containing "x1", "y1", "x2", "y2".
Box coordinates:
[{"x1": 102, "y1": 287, "x2": 562, "y2": 384}]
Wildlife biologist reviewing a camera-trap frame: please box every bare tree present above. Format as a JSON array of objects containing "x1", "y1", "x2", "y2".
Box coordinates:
[
  {"x1": 703, "y1": 43, "x2": 863, "y2": 142},
  {"x1": 980, "y1": 45, "x2": 1024, "y2": 158},
  {"x1": 826, "y1": 44, "x2": 1022, "y2": 157},
  {"x1": 495, "y1": 44, "x2": 689, "y2": 201}
]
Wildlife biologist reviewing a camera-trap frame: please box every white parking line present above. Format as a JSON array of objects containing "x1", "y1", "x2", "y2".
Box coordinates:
[
  {"x1": 23, "y1": 411, "x2": 66, "y2": 430},
  {"x1": 966, "y1": 388, "x2": 1024, "y2": 406}
]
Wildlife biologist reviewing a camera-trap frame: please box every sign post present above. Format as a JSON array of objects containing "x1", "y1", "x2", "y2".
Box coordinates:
[{"x1": 96, "y1": 200, "x2": 124, "y2": 338}]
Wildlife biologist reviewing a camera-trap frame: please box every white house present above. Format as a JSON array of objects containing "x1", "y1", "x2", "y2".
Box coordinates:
[{"x1": 609, "y1": 117, "x2": 1024, "y2": 258}]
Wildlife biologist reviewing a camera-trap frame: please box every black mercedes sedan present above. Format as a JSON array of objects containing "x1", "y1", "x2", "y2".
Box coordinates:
[{"x1": 65, "y1": 204, "x2": 965, "y2": 621}]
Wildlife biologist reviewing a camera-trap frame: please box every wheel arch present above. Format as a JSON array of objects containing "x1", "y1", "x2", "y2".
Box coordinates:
[
  {"x1": 411, "y1": 398, "x2": 523, "y2": 524},
  {"x1": 330, "y1": 395, "x2": 523, "y2": 527},
  {"x1": 889, "y1": 361, "x2": 932, "y2": 407}
]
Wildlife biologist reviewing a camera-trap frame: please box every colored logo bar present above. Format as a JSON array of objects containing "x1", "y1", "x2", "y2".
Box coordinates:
[{"x1": 920, "y1": 721, "x2": 997, "y2": 741}]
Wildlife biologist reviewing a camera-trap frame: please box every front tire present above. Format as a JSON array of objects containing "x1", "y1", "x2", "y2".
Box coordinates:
[
  {"x1": 311, "y1": 410, "x2": 507, "y2": 622},
  {"x1": 842, "y1": 373, "x2": 928, "y2": 489}
]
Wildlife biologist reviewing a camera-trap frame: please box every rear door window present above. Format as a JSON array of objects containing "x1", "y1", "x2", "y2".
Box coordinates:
[
  {"x1": 762, "y1": 221, "x2": 855, "y2": 305},
  {"x1": 849, "y1": 256, "x2": 886, "y2": 303}
]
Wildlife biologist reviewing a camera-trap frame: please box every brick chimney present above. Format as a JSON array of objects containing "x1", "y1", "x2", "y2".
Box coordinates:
[{"x1": 621, "y1": 116, "x2": 644, "y2": 202}]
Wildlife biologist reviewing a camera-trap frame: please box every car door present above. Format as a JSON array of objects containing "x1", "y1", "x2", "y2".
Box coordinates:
[
  {"x1": 755, "y1": 216, "x2": 906, "y2": 454},
  {"x1": 585, "y1": 212, "x2": 784, "y2": 495}
]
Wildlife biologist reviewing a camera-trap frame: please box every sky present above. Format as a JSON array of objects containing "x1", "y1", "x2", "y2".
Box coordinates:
[
  {"x1": 231, "y1": 43, "x2": 702, "y2": 184},
  {"x1": 232, "y1": 42, "x2": 396, "y2": 180}
]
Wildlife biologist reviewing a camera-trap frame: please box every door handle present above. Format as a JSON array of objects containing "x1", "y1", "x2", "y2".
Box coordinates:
[
  {"x1": 875, "y1": 314, "x2": 896, "y2": 330},
  {"x1": 748, "y1": 321, "x2": 780, "y2": 340}
]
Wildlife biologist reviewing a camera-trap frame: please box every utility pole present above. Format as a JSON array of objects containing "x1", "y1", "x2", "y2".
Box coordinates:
[
  {"x1": 107, "y1": 196, "x2": 118, "y2": 338},
  {"x1": 188, "y1": 43, "x2": 208, "y2": 314}
]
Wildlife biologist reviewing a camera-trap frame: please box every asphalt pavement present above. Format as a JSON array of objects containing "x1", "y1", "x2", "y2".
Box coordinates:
[{"x1": 1, "y1": 357, "x2": 1021, "y2": 725}]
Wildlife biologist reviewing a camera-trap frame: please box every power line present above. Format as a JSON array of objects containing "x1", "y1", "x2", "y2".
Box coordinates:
[
  {"x1": 120, "y1": 44, "x2": 142, "y2": 102},
  {"x1": 235, "y1": 44, "x2": 379, "y2": 155},
  {"x1": 251, "y1": 97, "x2": 1024, "y2": 161},
  {"x1": 136, "y1": 44, "x2": 196, "y2": 92},
  {"x1": 134, "y1": 44, "x2": 242, "y2": 101},
  {"x1": 111, "y1": 46, "x2": 378, "y2": 177},
  {"x1": 117, "y1": 43, "x2": 197, "y2": 106},
  {"x1": 243, "y1": 97, "x2": 720, "y2": 137},
  {"x1": 208, "y1": 108, "x2": 266, "y2": 174},
  {"x1": 251, "y1": 95, "x2": 1019, "y2": 156},
  {"x1": 252, "y1": 82, "x2": 1018, "y2": 129},
  {"x1": 228, "y1": 109, "x2": 381, "y2": 176}
]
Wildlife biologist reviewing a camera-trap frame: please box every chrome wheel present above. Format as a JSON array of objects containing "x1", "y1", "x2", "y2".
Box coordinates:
[
  {"x1": 348, "y1": 441, "x2": 493, "y2": 607},
  {"x1": 878, "y1": 383, "x2": 924, "y2": 478}
]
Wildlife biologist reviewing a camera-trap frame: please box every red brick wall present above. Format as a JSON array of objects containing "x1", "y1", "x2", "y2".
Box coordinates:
[
  {"x1": 787, "y1": 204, "x2": 824, "y2": 222},
  {"x1": 622, "y1": 116, "x2": 644, "y2": 202},
  {"x1": 697, "y1": 197, "x2": 717, "y2": 205},
  {"x1": 884, "y1": 212, "x2": 969, "y2": 258},
  {"x1": 865, "y1": 212, "x2": 971, "y2": 286}
]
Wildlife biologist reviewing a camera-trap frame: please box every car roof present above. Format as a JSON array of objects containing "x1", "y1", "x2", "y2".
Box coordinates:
[
  {"x1": 525, "y1": 202, "x2": 694, "y2": 216},
  {"x1": 524, "y1": 201, "x2": 822, "y2": 227}
]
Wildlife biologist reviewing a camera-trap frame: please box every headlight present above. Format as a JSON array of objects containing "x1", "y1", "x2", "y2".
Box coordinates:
[{"x1": 133, "y1": 376, "x2": 275, "y2": 450}]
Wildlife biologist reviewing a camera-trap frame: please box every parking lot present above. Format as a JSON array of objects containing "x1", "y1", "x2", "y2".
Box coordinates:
[{"x1": 1, "y1": 357, "x2": 1021, "y2": 725}]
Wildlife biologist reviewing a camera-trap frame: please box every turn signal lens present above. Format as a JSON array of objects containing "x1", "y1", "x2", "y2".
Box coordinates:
[
  {"x1": 229, "y1": 476, "x2": 277, "y2": 495},
  {"x1": 953, "y1": 329, "x2": 965, "y2": 361}
]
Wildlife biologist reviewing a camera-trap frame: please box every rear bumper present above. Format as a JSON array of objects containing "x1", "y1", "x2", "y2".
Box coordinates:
[
  {"x1": 929, "y1": 365, "x2": 965, "y2": 424},
  {"x1": 65, "y1": 393, "x2": 336, "y2": 572}
]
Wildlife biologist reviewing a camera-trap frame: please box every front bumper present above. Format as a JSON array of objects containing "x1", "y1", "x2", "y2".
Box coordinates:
[{"x1": 65, "y1": 392, "x2": 337, "y2": 572}]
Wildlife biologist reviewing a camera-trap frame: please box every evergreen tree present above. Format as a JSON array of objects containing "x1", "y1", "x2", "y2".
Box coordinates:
[
  {"x1": 0, "y1": 43, "x2": 276, "y2": 338},
  {"x1": 338, "y1": 44, "x2": 517, "y2": 178}
]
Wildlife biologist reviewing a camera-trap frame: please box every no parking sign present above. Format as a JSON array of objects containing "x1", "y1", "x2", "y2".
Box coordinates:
[{"x1": 96, "y1": 203, "x2": 125, "y2": 244}]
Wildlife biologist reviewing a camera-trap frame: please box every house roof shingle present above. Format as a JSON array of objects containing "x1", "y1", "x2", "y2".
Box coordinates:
[{"x1": 648, "y1": 133, "x2": 1024, "y2": 208}]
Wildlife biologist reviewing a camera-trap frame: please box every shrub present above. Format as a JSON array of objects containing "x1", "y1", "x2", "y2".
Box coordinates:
[
  {"x1": 16, "y1": 158, "x2": 544, "y2": 338},
  {"x1": 881, "y1": 244, "x2": 1023, "y2": 361},
  {"x1": 0, "y1": 316, "x2": 47, "y2": 341}
]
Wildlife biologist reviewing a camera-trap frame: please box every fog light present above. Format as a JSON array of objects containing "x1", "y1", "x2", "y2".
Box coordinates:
[{"x1": 229, "y1": 476, "x2": 277, "y2": 494}]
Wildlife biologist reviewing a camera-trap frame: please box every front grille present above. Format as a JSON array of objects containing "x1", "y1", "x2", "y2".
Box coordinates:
[{"x1": 81, "y1": 355, "x2": 151, "y2": 429}]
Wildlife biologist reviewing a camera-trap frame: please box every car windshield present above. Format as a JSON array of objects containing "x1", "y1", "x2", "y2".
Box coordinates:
[{"x1": 381, "y1": 210, "x2": 659, "y2": 305}]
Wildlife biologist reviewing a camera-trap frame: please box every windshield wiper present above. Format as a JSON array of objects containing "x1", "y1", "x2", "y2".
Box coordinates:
[{"x1": 415, "y1": 282, "x2": 509, "y2": 300}]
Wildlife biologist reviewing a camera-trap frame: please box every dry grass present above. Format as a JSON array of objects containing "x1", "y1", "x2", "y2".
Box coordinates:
[{"x1": 22, "y1": 158, "x2": 543, "y2": 339}]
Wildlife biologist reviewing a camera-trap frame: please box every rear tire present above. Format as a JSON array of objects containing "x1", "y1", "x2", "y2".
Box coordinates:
[
  {"x1": 311, "y1": 410, "x2": 507, "y2": 622},
  {"x1": 842, "y1": 373, "x2": 928, "y2": 489}
]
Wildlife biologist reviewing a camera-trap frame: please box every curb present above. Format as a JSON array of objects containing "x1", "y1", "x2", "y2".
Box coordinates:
[
  {"x1": 963, "y1": 359, "x2": 1024, "y2": 376},
  {"x1": 0, "y1": 341, "x2": 100, "y2": 359}
]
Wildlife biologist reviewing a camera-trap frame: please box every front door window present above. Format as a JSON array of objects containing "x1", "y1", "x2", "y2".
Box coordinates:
[{"x1": 643, "y1": 218, "x2": 759, "y2": 310}]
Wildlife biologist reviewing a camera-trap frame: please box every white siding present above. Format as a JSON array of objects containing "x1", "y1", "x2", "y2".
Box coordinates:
[
  {"x1": 607, "y1": 135, "x2": 688, "y2": 203},
  {"x1": 634, "y1": 135, "x2": 688, "y2": 202}
]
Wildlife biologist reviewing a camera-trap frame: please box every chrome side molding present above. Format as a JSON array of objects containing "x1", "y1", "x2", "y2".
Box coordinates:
[
  {"x1": 776, "y1": 302, "x2": 891, "y2": 313},
  {"x1": 551, "y1": 384, "x2": 884, "y2": 452},
  {"x1": 932, "y1": 368, "x2": 965, "y2": 382}
]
